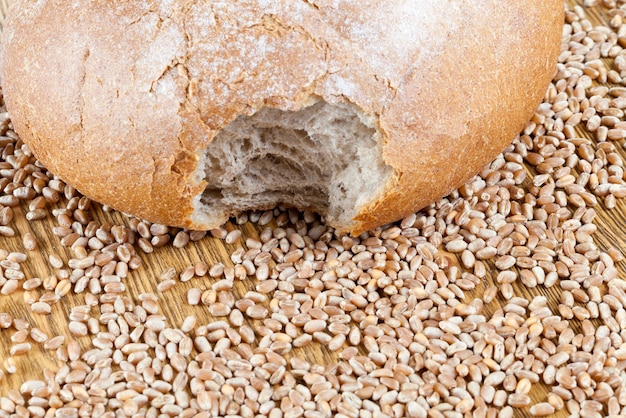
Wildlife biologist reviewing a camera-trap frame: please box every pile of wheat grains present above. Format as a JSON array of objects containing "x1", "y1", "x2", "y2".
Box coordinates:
[{"x1": 2, "y1": 1, "x2": 626, "y2": 417}]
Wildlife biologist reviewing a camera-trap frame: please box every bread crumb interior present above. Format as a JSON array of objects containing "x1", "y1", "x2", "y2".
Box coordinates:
[{"x1": 198, "y1": 99, "x2": 391, "y2": 228}]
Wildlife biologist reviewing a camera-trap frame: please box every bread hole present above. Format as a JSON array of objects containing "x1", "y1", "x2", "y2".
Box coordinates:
[
  {"x1": 203, "y1": 188, "x2": 224, "y2": 201},
  {"x1": 199, "y1": 99, "x2": 392, "y2": 228}
]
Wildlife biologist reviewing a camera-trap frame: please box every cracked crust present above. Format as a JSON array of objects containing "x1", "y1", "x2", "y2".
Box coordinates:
[{"x1": 0, "y1": 0, "x2": 563, "y2": 234}]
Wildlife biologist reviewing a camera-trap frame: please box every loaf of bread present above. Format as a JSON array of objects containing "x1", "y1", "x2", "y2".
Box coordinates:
[{"x1": 0, "y1": 0, "x2": 563, "y2": 234}]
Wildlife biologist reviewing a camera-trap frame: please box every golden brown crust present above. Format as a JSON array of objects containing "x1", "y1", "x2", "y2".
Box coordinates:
[
  {"x1": 0, "y1": 0, "x2": 563, "y2": 234},
  {"x1": 355, "y1": 1, "x2": 565, "y2": 233}
]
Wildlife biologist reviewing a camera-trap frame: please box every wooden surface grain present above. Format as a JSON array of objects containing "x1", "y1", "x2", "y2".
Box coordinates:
[{"x1": 0, "y1": 1, "x2": 623, "y2": 417}]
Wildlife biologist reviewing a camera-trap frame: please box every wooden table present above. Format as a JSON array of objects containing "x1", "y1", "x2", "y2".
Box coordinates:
[{"x1": 0, "y1": 1, "x2": 625, "y2": 417}]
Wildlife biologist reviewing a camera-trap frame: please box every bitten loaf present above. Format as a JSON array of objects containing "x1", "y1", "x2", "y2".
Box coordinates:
[{"x1": 0, "y1": 0, "x2": 563, "y2": 234}]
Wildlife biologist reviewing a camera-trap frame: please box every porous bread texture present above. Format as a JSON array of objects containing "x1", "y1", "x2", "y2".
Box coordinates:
[
  {"x1": 195, "y1": 99, "x2": 390, "y2": 231},
  {"x1": 0, "y1": 0, "x2": 564, "y2": 234}
]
